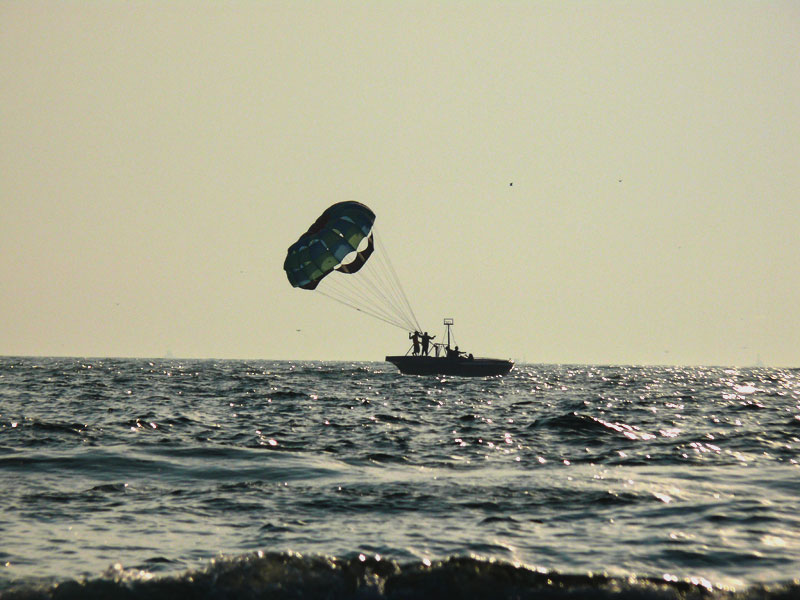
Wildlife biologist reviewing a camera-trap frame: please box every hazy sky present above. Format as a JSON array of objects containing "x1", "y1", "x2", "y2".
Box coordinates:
[{"x1": 2, "y1": 1, "x2": 798, "y2": 365}]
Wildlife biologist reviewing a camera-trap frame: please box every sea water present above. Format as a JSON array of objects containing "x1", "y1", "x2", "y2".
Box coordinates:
[{"x1": 1, "y1": 357, "x2": 798, "y2": 599}]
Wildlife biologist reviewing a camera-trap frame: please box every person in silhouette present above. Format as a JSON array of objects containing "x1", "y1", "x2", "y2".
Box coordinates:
[
  {"x1": 409, "y1": 331, "x2": 421, "y2": 355},
  {"x1": 447, "y1": 345, "x2": 461, "y2": 359},
  {"x1": 421, "y1": 332, "x2": 435, "y2": 356}
]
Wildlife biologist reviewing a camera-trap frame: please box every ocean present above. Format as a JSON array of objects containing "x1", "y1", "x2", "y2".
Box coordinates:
[{"x1": 1, "y1": 357, "x2": 798, "y2": 599}]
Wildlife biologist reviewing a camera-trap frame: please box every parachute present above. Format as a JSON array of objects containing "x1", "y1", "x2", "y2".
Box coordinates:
[{"x1": 284, "y1": 202, "x2": 420, "y2": 331}]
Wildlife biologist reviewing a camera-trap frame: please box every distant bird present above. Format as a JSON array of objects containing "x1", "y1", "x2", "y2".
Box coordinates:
[
  {"x1": 509, "y1": 182, "x2": 513, "y2": 186},
  {"x1": 618, "y1": 179, "x2": 622, "y2": 183}
]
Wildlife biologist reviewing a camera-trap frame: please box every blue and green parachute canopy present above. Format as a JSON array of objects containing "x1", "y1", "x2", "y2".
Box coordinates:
[{"x1": 284, "y1": 202, "x2": 376, "y2": 290}]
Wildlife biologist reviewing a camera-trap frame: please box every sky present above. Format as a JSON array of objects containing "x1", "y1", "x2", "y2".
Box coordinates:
[{"x1": 2, "y1": 1, "x2": 798, "y2": 366}]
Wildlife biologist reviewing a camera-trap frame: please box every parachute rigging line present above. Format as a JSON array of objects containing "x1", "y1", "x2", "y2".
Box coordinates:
[
  {"x1": 314, "y1": 228, "x2": 419, "y2": 332},
  {"x1": 375, "y1": 235, "x2": 421, "y2": 332},
  {"x1": 344, "y1": 246, "x2": 414, "y2": 329},
  {"x1": 315, "y1": 289, "x2": 410, "y2": 331},
  {"x1": 318, "y1": 267, "x2": 411, "y2": 330}
]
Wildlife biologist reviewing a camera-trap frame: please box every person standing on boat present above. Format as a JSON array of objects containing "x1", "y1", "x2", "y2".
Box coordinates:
[
  {"x1": 409, "y1": 331, "x2": 421, "y2": 355},
  {"x1": 421, "y1": 332, "x2": 435, "y2": 356}
]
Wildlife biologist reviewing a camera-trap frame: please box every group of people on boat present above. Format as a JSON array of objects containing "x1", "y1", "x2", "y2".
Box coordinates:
[
  {"x1": 408, "y1": 331, "x2": 472, "y2": 360},
  {"x1": 409, "y1": 330, "x2": 435, "y2": 356}
]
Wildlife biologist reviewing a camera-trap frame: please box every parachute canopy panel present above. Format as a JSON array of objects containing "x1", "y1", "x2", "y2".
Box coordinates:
[{"x1": 284, "y1": 201, "x2": 376, "y2": 290}]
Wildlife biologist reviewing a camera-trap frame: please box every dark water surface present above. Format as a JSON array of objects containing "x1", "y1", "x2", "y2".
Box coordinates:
[{"x1": 1, "y1": 358, "x2": 799, "y2": 598}]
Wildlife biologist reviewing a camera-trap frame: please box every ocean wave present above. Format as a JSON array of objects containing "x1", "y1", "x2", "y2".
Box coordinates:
[{"x1": 2, "y1": 554, "x2": 799, "y2": 600}]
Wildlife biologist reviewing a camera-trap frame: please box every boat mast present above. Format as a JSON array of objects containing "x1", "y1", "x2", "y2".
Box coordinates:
[{"x1": 444, "y1": 318, "x2": 454, "y2": 349}]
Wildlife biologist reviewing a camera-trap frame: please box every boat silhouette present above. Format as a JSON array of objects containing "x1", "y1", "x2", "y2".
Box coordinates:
[{"x1": 386, "y1": 319, "x2": 513, "y2": 377}]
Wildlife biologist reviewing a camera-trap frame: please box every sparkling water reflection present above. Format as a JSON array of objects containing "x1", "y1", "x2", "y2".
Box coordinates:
[{"x1": 0, "y1": 358, "x2": 799, "y2": 592}]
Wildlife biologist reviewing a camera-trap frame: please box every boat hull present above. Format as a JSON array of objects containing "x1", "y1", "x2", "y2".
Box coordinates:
[{"x1": 385, "y1": 355, "x2": 513, "y2": 377}]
